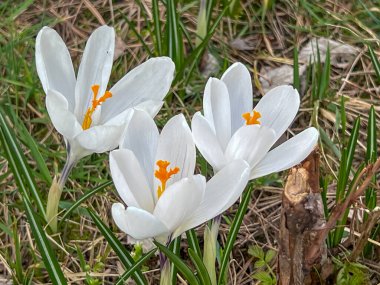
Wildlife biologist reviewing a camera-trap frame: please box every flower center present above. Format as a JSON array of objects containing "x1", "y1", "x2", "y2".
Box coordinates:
[
  {"x1": 154, "y1": 160, "x2": 180, "y2": 199},
  {"x1": 82, "y1": 85, "x2": 112, "y2": 130},
  {"x1": 242, "y1": 110, "x2": 261, "y2": 125}
]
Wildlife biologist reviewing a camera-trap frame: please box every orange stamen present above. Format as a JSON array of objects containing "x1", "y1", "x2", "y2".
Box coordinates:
[
  {"x1": 155, "y1": 160, "x2": 180, "y2": 199},
  {"x1": 242, "y1": 110, "x2": 261, "y2": 125},
  {"x1": 82, "y1": 85, "x2": 112, "y2": 130}
]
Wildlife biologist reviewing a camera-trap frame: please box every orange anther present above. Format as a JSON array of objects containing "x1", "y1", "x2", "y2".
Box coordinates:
[
  {"x1": 82, "y1": 85, "x2": 112, "y2": 130},
  {"x1": 155, "y1": 160, "x2": 180, "y2": 199},
  {"x1": 242, "y1": 110, "x2": 261, "y2": 125}
]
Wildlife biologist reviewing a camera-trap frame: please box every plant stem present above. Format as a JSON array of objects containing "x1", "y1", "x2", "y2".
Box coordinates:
[
  {"x1": 203, "y1": 215, "x2": 221, "y2": 285},
  {"x1": 46, "y1": 153, "x2": 76, "y2": 232}
]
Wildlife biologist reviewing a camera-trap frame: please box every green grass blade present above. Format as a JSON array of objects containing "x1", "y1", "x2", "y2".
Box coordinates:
[
  {"x1": 293, "y1": 45, "x2": 300, "y2": 91},
  {"x1": 152, "y1": 0, "x2": 162, "y2": 55},
  {"x1": 188, "y1": 248, "x2": 212, "y2": 285},
  {"x1": 22, "y1": 197, "x2": 67, "y2": 284},
  {"x1": 60, "y1": 181, "x2": 112, "y2": 224},
  {"x1": 365, "y1": 106, "x2": 377, "y2": 164},
  {"x1": 365, "y1": 106, "x2": 377, "y2": 210},
  {"x1": 175, "y1": 4, "x2": 229, "y2": 85},
  {"x1": 218, "y1": 185, "x2": 253, "y2": 285},
  {"x1": 115, "y1": 249, "x2": 157, "y2": 285},
  {"x1": 170, "y1": 236, "x2": 181, "y2": 285},
  {"x1": 154, "y1": 241, "x2": 199, "y2": 285},
  {"x1": 0, "y1": 108, "x2": 45, "y2": 217},
  {"x1": 186, "y1": 229, "x2": 202, "y2": 258},
  {"x1": 87, "y1": 209, "x2": 147, "y2": 285},
  {"x1": 344, "y1": 117, "x2": 360, "y2": 187},
  {"x1": 368, "y1": 45, "x2": 380, "y2": 82},
  {"x1": 165, "y1": 0, "x2": 184, "y2": 69},
  {"x1": 15, "y1": 114, "x2": 51, "y2": 184}
]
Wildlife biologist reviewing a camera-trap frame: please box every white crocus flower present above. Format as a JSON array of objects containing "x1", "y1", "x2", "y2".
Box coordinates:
[
  {"x1": 36, "y1": 25, "x2": 175, "y2": 232},
  {"x1": 192, "y1": 62, "x2": 319, "y2": 180},
  {"x1": 111, "y1": 110, "x2": 250, "y2": 241},
  {"x1": 36, "y1": 25, "x2": 175, "y2": 167}
]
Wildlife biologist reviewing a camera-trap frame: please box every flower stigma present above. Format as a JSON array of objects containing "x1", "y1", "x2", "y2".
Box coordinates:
[
  {"x1": 155, "y1": 160, "x2": 180, "y2": 199},
  {"x1": 242, "y1": 110, "x2": 261, "y2": 125},
  {"x1": 82, "y1": 85, "x2": 112, "y2": 130}
]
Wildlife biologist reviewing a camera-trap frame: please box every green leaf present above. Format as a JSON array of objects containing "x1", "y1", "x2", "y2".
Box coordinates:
[
  {"x1": 254, "y1": 260, "x2": 266, "y2": 269},
  {"x1": 174, "y1": 4, "x2": 229, "y2": 85},
  {"x1": 368, "y1": 45, "x2": 380, "y2": 82},
  {"x1": 264, "y1": 250, "x2": 276, "y2": 264},
  {"x1": 218, "y1": 185, "x2": 253, "y2": 285},
  {"x1": 248, "y1": 245, "x2": 265, "y2": 260},
  {"x1": 252, "y1": 271, "x2": 273, "y2": 283},
  {"x1": 165, "y1": 0, "x2": 184, "y2": 69},
  {"x1": 87, "y1": 210, "x2": 147, "y2": 285},
  {"x1": 0, "y1": 107, "x2": 46, "y2": 217},
  {"x1": 365, "y1": 106, "x2": 377, "y2": 164},
  {"x1": 188, "y1": 248, "x2": 212, "y2": 285},
  {"x1": 60, "y1": 181, "x2": 112, "y2": 224},
  {"x1": 170, "y1": 236, "x2": 181, "y2": 285},
  {"x1": 22, "y1": 197, "x2": 67, "y2": 284},
  {"x1": 115, "y1": 249, "x2": 157, "y2": 285},
  {"x1": 152, "y1": 0, "x2": 162, "y2": 55},
  {"x1": 186, "y1": 229, "x2": 202, "y2": 258},
  {"x1": 154, "y1": 241, "x2": 199, "y2": 285}
]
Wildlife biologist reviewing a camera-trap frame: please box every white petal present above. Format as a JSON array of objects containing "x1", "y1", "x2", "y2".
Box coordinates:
[
  {"x1": 153, "y1": 176, "x2": 205, "y2": 233},
  {"x1": 110, "y1": 150, "x2": 154, "y2": 212},
  {"x1": 177, "y1": 160, "x2": 250, "y2": 234},
  {"x1": 250, "y1": 127, "x2": 319, "y2": 179},
  {"x1": 75, "y1": 26, "x2": 115, "y2": 120},
  {"x1": 203, "y1": 78, "x2": 232, "y2": 150},
  {"x1": 103, "y1": 107, "x2": 134, "y2": 127},
  {"x1": 225, "y1": 125, "x2": 276, "y2": 169},
  {"x1": 120, "y1": 110, "x2": 159, "y2": 189},
  {"x1": 191, "y1": 112, "x2": 227, "y2": 171},
  {"x1": 36, "y1": 27, "x2": 76, "y2": 111},
  {"x1": 46, "y1": 89, "x2": 82, "y2": 140},
  {"x1": 154, "y1": 114, "x2": 196, "y2": 192},
  {"x1": 75, "y1": 124, "x2": 122, "y2": 153},
  {"x1": 100, "y1": 57, "x2": 175, "y2": 122},
  {"x1": 221, "y1": 63, "x2": 253, "y2": 134},
  {"x1": 112, "y1": 204, "x2": 169, "y2": 240},
  {"x1": 254, "y1": 85, "x2": 300, "y2": 141},
  {"x1": 134, "y1": 100, "x2": 164, "y2": 119}
]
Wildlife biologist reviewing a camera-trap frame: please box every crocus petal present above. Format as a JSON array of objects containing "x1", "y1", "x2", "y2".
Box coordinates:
[
  {"x1": 225, "y1": 125, "x2": 276, "y2": 169},
  {"x1": 134, "y1": 100, "x2": 164, "y2": 118},
  {"x1": 250, "y1": 127, "x2": 319, "y2": 179},
  {"x1": 153, "y1": 176, "x2": 205, "y2": 233},
  {"x1": 176, "y1": 160, "x2": 250, "y2": 234},
  {"x1": 112, "y1": 204, "x2": 169, "y2": 240},
  {"x1": 36, "y1": 27, "x2": 76, "y2": 111},
  {"x1": 120, "y1": 110, "x2": 159, "y2": 189},
  {"x1": 154, "y1": 114, "x2": 196, "y2": 191},
  {"x1": 75, "y1": 124, "x2": 122, "y2": 153},
  {"x1": 254, "y1": 85, "x2": 300, "y2": 141},
  {"x1": 191, "y1": 112, "x2": 227, "y2": 171},
  {"x1": 110, "y1": 150, "x2": 154, "y2": 212},
  {"x1": 75, "y1": 26, "x2": 115, "y2": 120},
  {"x1": 203, "y1": 78, "x2": 232, "y2": 150},
  {"x1": 221, "y1": 63, "x2": 253, "y2": 134},
  {"x1": 100, "y1": 57, "x2": 175, "y2": 123},
  {"x1": 45, "y1": 89, "x2": 82, "y2": 140}
]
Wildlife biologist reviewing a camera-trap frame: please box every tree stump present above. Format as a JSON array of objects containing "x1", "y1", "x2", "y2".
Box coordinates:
[{"x1": 278, "y1": 150, "x2": 327, "y2": 285}]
